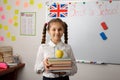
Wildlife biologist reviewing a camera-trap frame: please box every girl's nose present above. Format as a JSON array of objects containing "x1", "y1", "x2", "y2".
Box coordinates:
[{"x1": 55, "y1": 30, "x2": 59, "y2": 33}]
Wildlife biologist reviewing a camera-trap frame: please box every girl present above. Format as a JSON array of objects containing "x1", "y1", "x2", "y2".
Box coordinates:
[{"x1": 34, "y1": 18, "x2": 77, "y2": 80}]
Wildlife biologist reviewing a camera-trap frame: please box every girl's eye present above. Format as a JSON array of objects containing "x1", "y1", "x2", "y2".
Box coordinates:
[
  {"x1": 51, "y1": 27, "x2": 63, "y2": 31},
  {"x1": 52, "y1": 28, "x2": 62, "y2": 31},
  {"x1": 58, "y1": 28, "x2": 62, "y2": 31},
  {"x1": 52, "y1": 29, "x2": 56, "y2": 31}
]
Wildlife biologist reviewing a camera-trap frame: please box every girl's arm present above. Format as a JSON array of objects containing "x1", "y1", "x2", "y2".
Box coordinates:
[
  {"x1": 67, "y1": 45, "x2": 78, "y2": 76},
  {"x1": 34, "y1": 45, "x2": 45, "y2": 74}
]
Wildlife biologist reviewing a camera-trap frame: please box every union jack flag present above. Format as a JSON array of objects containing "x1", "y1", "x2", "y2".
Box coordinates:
[{"x1": 49, "y1": 3, "x2": 68, "y2": 17}]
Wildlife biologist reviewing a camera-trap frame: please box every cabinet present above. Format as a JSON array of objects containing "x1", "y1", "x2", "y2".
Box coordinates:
[{"x1": 0, "y1": 63, "x2": 25, "y2": 80}]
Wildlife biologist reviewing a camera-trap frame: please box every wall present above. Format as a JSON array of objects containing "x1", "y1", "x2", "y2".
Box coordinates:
[{"x1": 0, "y1": 0, "x2": 120, "y2": 80}]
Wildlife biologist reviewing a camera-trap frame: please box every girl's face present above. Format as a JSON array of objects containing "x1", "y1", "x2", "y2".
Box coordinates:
[{"x1": 48, "y1": 22, "x2": 64, "y2": 44}]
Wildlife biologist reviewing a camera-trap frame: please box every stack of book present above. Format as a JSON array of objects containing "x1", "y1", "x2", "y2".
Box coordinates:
[
  {"x1": 48, "y1": 58, "x2": 72, "y2": 72},
  {"x1": 0, "y1": 46, "x2": 14, "y2": 63}
]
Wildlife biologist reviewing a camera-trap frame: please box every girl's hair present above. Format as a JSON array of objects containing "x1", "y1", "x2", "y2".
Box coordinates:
[{"x1": 41, "y1": 18, "x2": 68, "y2": 44}]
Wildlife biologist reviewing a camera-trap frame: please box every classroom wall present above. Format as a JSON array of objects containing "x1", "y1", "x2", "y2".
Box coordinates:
[{"x1": 0, "y1": 0, "x2": 120, "y2": 80}]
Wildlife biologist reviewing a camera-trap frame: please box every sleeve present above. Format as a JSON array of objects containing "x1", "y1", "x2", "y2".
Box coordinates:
[
  {"x1": 34, "y1": 45, "x2": 45, "y2": 74},
  {"x1": 67, "y1": 45, "x2": 77, "y2": 76}
]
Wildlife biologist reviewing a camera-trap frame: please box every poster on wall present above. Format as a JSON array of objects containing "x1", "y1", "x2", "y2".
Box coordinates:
[{"x1": 20, "y1": 12, "x2": 36, "y2": 36}]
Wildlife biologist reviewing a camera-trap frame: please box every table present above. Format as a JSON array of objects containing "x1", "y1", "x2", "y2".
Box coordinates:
[{"x1": 0, "y1": 63, "x2": 25, "y2": 80}]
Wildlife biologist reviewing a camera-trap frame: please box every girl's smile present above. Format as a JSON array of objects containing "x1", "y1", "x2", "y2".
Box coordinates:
[{"x1": 48, "y1": 22, "x2": 64, "y2": 44}]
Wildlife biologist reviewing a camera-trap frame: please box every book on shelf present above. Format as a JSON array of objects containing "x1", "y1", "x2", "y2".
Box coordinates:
[{"x1": 7, "y1": 62, "x2": 18, "y2": 67}]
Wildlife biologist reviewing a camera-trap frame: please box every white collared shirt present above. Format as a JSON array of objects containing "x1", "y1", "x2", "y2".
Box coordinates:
[{"x1": 34, "y1": 40, "x2": 77, "y2": 78}]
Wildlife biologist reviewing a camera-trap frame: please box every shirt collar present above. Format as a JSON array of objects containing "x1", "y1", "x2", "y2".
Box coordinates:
[{"x1": 48, "y1": 40, "x2": 64, "y2": 47}]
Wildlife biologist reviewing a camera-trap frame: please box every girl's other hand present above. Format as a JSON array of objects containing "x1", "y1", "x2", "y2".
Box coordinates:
[{"x1": 43, "y1": 58, "x2": 51, "y2": 71}]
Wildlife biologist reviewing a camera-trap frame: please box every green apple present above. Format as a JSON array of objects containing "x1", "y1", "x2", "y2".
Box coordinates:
[{"x1": 55, "y1": 50, "x2": 64, "y2": 58}]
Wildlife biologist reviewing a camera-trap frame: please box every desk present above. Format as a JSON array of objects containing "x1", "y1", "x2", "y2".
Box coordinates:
[{"x1": 0, "y1": 63, "x2": 25, "y2": 80}]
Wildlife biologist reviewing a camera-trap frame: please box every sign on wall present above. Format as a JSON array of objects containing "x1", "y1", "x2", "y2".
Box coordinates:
[{"x1": 20, "y1": 12, "x2": 36, "y2": 36}]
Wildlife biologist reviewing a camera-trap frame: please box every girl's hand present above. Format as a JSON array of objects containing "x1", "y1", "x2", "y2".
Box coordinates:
[{"x1": 43, "y1": 58, "x2": 51, "y2": 71}]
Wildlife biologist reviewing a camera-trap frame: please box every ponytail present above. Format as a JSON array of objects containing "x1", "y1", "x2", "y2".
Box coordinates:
[
  {"x1": 41, "y1": 23, "x2": 47, "y2": 44},
  {"x1": 64, "y1": 22, "x2": 68, "y2": 44}
]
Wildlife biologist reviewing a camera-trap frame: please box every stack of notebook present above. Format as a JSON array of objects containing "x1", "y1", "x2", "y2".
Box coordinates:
[
  {"x1": 48, "y1": 58, "x2": 72, "y2": 72},
  {"x1": 0, "y1": 46, "x2": 14, "y2": 63}
]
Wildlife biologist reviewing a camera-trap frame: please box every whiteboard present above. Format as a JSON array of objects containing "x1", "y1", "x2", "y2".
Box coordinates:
[{"x1": 46, "y1": 1, "x2": 120, "y2": 64}]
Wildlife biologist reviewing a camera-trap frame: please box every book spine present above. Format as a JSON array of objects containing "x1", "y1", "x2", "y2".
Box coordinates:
[
  {"x1": 48, "y1": 66, "x2": 72, "y2": 70},
  {"x1": 49, "y1": 61, "x2": 72, "y2": 64},
  {"x1": 51, "y1": 64, "x2": 71, "y2": 67}
]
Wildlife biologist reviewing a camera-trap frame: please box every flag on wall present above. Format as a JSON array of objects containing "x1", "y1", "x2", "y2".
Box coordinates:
[{"x1": 49, "y1": 3, "x2": 68, "y2": 18}]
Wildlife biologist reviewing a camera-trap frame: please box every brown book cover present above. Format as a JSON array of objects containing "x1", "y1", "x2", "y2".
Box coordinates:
[
  {"x1": 48, "y1": 66, "x2": 72, "y2": 70},
  {"x1": 48, "y1": 58, "x2": 71, "y2": 62},
  {"x1": 48, "y1": 60, "x2": 72, "y2": 65},
  {"x1": 51, "y1": 64, "x2": 71, "y2": 67}
]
